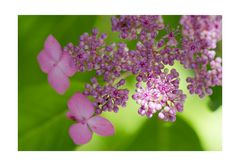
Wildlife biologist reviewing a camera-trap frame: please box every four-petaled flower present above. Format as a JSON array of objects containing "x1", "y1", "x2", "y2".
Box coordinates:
[
  {"x1": 67, "y1": 92, "x2": 115, "y2": 144},
  {"x1": 37, "y1": 35, "x2": 76, "y2": 94}
]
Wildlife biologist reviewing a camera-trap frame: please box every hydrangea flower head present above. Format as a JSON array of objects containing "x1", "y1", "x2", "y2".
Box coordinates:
[{"x1": 36, "y1": 16, "x2": 222, "y2": 145}]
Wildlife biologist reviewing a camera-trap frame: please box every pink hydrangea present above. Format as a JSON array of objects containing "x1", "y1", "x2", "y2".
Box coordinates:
[{"x1": 36, "y1": 15, "x2": 222, "y2": 145}]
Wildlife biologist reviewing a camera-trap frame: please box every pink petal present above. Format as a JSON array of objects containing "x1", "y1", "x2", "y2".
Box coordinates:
[
  {"x1": 67, "y1": 93, "x2": 94, "y2": 121},
  {"x1": 87, "y1": 116, "x2": 115, "y2": 136},
  {"x1": 37, "y1": 50, "x2": 55, "y2": 73},
  {"x1": 57, "y1": 52, "x2": 77, "y2": 76},
  {"x1": 44, "y1": 35, "x2": 62, "y2": 62},
  {"x1": 66, "y1": 111, "x2": 75, "y2": 120},
  {"x1": 69, "y1": 123, "x2": 92, "y2": 144},
  {"x1": 48, "y1": 66, "x2": 69, "y2": 94}
]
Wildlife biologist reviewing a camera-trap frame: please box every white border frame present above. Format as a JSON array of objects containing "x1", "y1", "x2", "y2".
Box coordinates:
[{"x1": 1, "y1": 0, "x2": 240, "y2": 165}]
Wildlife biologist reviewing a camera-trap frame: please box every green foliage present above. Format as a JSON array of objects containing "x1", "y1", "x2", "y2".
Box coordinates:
[
  {"x1": 209, "y1": 86, "x2": 222, "y2": 111},
  {"x1": 127, "y1": 116, "x2": 203, "y2": 151},
  {"x1": 18, "y1": 82, "x2": 85, "y2": 150}
]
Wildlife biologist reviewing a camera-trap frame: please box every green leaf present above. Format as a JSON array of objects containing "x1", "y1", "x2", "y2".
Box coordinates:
[
  {"x1": 18, "y1": 82, "x2": 84, "y2": 151},
  {"x1": 162, "y1": 15, "x2": 181, "y2": 29},
  {"x1": 216, "y1": 40, "x2": 222, "y2": 58},
  {"x1": 208, "y1": 86, "x2": 222, "y2": 111},
  {"x1": 126, "y1": 115, "x2": 203, "y2": 151}
]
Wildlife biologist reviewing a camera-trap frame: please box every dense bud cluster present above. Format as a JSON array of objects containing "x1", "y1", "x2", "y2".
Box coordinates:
[
  {"x1": 181, "y1": 15, "x2": 222, "y2": 49},
  {"x1": 83, "y1": 77, "x2": 129, "y2": 114},
  {"x1": 180, "y1": 15, "x2": 222, "y2": 98},
  {"x1": 65, "y1": 29, "x2": 132, "y2": 83},
  {"x1": 111, "y1": 15, "x2": 164, "y2": 40},
  {"x1": 132, "y1": 69, "x2": 186, "y2": 121},
  {"x1": 64, "y1": 16, "x2": 186, "y2": 118},
  {"x1": 62, "y1": 15, "x2": 222, "y2": 116}
]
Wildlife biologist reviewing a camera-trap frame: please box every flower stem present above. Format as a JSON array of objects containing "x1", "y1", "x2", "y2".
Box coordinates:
[{"x1": 113, "y1": 72, "x2": 132, "y2": 86}]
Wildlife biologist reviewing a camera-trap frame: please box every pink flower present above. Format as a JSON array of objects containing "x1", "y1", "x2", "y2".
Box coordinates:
[
  {"x1": 67, "y1": 92, "x2": 115, "y2": 144},
  {"x1": 37, "y1": 35, "x2": 76, "y2": 94}
]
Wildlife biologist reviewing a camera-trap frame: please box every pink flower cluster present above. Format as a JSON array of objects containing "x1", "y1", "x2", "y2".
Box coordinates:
[
  {"x1": 132, "y1": 69, "x2": 186, "y2": 122},
  {"x1": 111, "y1": 15, "x2": 164, "y2": 40},
  {"x1": 180, "y1": 15, "x2": 222, "y2": 98},
  {"x1": 37, "y1": 15, "x2": 222, "y2": 145},
  {"x1": 83, "y1": 77, "x2": 129, "y2": 114},
  {"x1": 181, "y1": 15, "x2": 222, "y2": 49}
]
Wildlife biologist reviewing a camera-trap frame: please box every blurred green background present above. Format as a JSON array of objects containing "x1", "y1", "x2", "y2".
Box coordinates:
[{"x1": 18, "y1": 15, "x2": 222, "y2": 151}]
